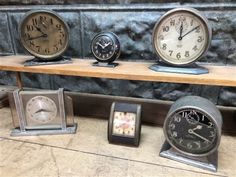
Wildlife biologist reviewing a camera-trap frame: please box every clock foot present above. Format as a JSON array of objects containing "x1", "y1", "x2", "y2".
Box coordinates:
[
  {"x1": 149, "y1": 63, "x2": 209, "y2": 75},
  {"x1": 24, "y1": 56, "x2": 72, "y2": 66},
  {"x1": 159, "y1": 140, "x2": 218, "y2": 172},
  {"x1": 92, "y1": 61, "x2": 119, "y2": 68}
]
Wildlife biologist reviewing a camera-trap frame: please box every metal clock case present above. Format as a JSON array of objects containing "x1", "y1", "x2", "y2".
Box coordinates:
[
  {"x1": 9, "y1": 88, "x2": 77, "y2": 136},
  {"x1": 19, "y1": 10, "x2": 71, "y2": 66},
  {"x1": 108, "y1": 102, "x2": 141, "y2": 146},
  {"x1": 91, "y1": 32, "x2": 120, "y2": 67},
  {"x1": 160, "y1": 96, "x2": 222, "y2": 172},
  {"x1": 150, "y1": 7, "x2": 212, "y2": 74}
]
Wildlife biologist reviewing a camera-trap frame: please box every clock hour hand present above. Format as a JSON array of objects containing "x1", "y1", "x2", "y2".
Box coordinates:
[
  {"x1": 34, "y1": 109, "x2": 52, "y2": 114},
  {"x1": 181, "y1": 25, "x2": 200, "y2": 39},
  {"x1": 97, "y1": 42, "x2": 105, "y2": 49},
  {"x1": 188, "y1": 129, "x2": 210, "y2": 142},
  {"x1": 26, "y1": 34, "x2": 48, "y2": 41},
  {"x1": 104, "y1": 42, "x2": 111, "y2": 48},
  {"x1": 178, "y1": 21, "x2": 183, "y2": 40},
  {"x1": 33, "y1": 24, "x2": 46, "y2": 35}
]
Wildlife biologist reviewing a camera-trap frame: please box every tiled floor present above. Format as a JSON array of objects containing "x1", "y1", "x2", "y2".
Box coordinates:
[{"x1": 0, "y1": 107, "x2": 235, "y2": 177}]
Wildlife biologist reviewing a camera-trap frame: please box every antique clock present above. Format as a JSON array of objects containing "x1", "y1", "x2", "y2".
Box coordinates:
[
  {"x1": 91, "y1": 32, "x2": 120, "y2": 67},
  {"x1": 160, "y1": 96, "x2": 222, "y2": 172},
  {"x1": 151, "y1": 7, "x2": 212, "y2": 74},
  {"x1": 108, "y1": 102, "x2": 141, "y2": 146},
  {"x1": 9, "y1": 88, "x2": 77, "y2": 136},
  {"x1": 19, "y1": 10, "x2": 70, "y2": 65}
]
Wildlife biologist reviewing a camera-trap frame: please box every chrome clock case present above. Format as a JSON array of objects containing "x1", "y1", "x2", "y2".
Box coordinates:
[
  {"x1": 160, "y1": 96, "x2": 222, "y2": 172},
  {"x1": 9, "y1": 88, "x2": 77, "y2": 136},
  {"x1": 150, "y1": 7, "x2": 212, "y2": 75}
]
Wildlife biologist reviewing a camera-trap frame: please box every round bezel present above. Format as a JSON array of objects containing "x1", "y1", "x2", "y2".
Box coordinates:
[
  {"x1": 164, "y1": 105, "x2": 221, "y2": 157},
  {"x1": 91, "y1": 32, "x2": 120, "y2": 63},
  {"x1": 152, "y1": 7, "x2": 212, "y2": 66},
  {"x1": 19, "y1": 9, "x2": 70, "y2": 60}
]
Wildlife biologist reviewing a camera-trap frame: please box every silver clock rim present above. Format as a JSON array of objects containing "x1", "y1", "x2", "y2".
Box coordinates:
[
  {"x1": 19, "y1": 9, "x2": 70, "y2": 60},
  {"x1": 152, "y1": 7, "x2": 212, "y2": 66},
  {"x1": 163, "y1": 105, "x2": 221, "y2": 157}
]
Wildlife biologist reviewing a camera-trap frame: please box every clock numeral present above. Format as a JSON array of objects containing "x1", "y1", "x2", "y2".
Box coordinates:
[
  {"x1": 29, "y1": 41, "x2": 35, "y2": 47},
  {"x1": 209, "y1": 131, "x2": 215, "y2": 138},
  {"x1": 176, "y1": 52, "x2": 181, "y2": 59},
  {"x1": 201, "y1": 115, "x2": 205, "y2": 121},
  {"x1": 59, "y1": 39, "x2": 63, "y2": 46},
  {"x1": 44, "y1": 48, "x2": 50, "y2": 54},
  {"x1": 35, "y1": 46, "x2": 41, "y2": 52},
  {"x1": 197, "y1": 36, "x2": 204, "y2": 43},
  {"x1": 60, "y1": 31, "x2": 65, "y2": 38},
  {"x1": 163, "y1": 26, "x2": 169, "y2": 32},
  {"x1": 172, "y1": 131, "x2": 178, "y2": 137},
  {"x1": 32, "y1": 18, "x2": 38, "y2": 26},
  {"x1": 26, "y1": 25, "x2": 34, "y2": 32},
  {"x1": 182, "y1": 112, "x2": 188, "y2": 118},
  {"x1": 50, "y1": 18, "x2": 54, "y2": 25},
  {"x1": 195, "y1": 26, "x2": 200, "y2": 33},
  {"x1": 24, "y1": 33, "x2": 31, "y2": 39},
  {"x1": 187, "y1": 143, "x2": 193, "y2": 149},
  {"x1": 170, "y1": 19, "x2": 175, "y2": 26},
  {"x1": 169, "y1": 123, "x2": 175, "y2": 129},
  {"x1": 162, "y1": 43, "x2": 167, "y2": 50},
  {"x1": 208, "y1": 122, "x2": 213, "y2": 128},
  {"x1": 174, "y1": 116, "x2": 181, "y2": 122},
  {"x1": 193, "y1": 45, "x2": 198, "y2": 51},
  {"x1": 53, "y1": 44, "x2": 59, "y2": 51},
  {"x1": 169, "y1": 50, "x2": 173, "y2": 56},
  {"x1": 158, "y1": 35, "x2": 164, "y2": 40},
  {"x1": 185, "y1": 51, "x2": 190, "y2": 57},
  {"x1": 39, "y1": 16, "x2": 47, "y2": 21},
  {"x1": 190, "y1": 19, "x2": 194, "y2": 26},
  {"x1": 56, "y1": 24, "x2": 62, "y2": 30}
]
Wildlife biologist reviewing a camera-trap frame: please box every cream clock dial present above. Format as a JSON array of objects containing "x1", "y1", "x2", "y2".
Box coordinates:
[
  {"x1": 153, "y1": 7, "x2": 211, "y2": 66},
  {"x1": 26, "y1": 96, "x2": 57, "y2": 123},
  {"x1": 112, "y1": 111, "x2": 136, "y2": 137}
]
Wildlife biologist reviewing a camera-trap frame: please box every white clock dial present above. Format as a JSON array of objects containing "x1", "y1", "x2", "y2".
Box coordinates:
[
  {"x1": 153, "y1": 8, "x2": 211, "y2": 65},
  {"x1": 26, "y1": 96, "x2": 57, "y2": 123}
]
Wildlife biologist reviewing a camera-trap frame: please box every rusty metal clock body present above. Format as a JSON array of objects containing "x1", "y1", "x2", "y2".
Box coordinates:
[{"x1": 19, "y1": 10, "x2": 69, "y2": 60}]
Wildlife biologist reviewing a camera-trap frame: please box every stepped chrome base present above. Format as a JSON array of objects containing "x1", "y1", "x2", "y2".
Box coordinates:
[
  {"x1": 11, "y1": 124, "x2": 77, "y2": 136},
  {"x1": 159, "y1": 141, "x2": 217, "y2": 172},
  {"x1": 149, "y1": 63, "x2": 209, "y2": 75},
  {"x1": 92, "y1": 61, "x2": 119, "y2": 68},
  {"x1": 24, "y1": 56, "x2": 72, "y2": 66}
]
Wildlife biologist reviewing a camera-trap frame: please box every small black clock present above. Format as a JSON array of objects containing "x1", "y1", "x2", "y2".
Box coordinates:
[
  {"x1": 91, "y1": 32, "x2": 120, "y2": 67},
  {"x1": 108, "y1": 102, "x2": 141, "y2": 146},
  {"x1": 160, "y1": 96, "x2": 222, "y2": 172}
]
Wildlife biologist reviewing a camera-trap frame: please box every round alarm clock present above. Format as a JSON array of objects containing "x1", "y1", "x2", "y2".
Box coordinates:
[
  {"x1": 163, "y1": 96, "x2": 222, "y2": 157},
  {"x1": 91, "y1": 32, "x2": 120, "y2": 63},
  {"x1": 19, "y1": 10, "x2": 69, "y2": 60},
  {"x1": 152, "y1": 7, "x2": 212, "y2": 66}
]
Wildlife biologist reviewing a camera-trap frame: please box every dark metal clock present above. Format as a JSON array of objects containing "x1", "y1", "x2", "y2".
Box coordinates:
[
  {"x1": 91, "y1": 32, "x2": 120, "y2": 66},
  {"x1": 160, "y1": 96, "x2": 222, "y2": 172}
]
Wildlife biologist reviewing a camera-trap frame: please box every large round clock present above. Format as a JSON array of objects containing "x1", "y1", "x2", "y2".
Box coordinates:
[
  {"x1": 19, "y1": 10, "x2": 69, "y2": 60},
  {"x1": 91, "y1": 32, "x2": 120, "y2": 63},
  {"x1": 152, "y1": 7, "x2": 212, "y2": 66},
  {"x1": 163, "y1": 96, "x2": 222, "y2": 157}
]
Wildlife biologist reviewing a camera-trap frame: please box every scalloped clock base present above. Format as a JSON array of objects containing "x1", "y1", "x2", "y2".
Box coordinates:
[
  {"x1": 24, "y1": 56, "x2": 72, "y2": 66},
  {"x1": 92, "y1": 61, "x2": 119, "y2": 68}
]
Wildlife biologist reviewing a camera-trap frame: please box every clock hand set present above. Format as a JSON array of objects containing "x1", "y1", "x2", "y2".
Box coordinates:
[
  {"x1": 188, "y1": 128, "x2": 210, "y2": 142},
  {"x1": 33, "y1": 24, "x2": 47, "y2": 35},
  {"x1": 181, "y1": 25, "x2": 200, "y2": 39},
  {"x1": 178, "y1": 21, "x2": 184, "y2": 40},
  {"x1": 34, "y1": 109, "x2": 52, "y2": 114}
]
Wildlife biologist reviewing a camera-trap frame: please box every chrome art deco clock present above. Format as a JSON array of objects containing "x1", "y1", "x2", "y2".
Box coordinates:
[
  {"x1": 151, "y1": 7, "x2": 212, "y2": 74},
  {"x1": 9, "y1": 88, "x2": 77, "y2": 136},
  {"x1": 160, "y1": 96, "x2": 222, "y2": 172}
]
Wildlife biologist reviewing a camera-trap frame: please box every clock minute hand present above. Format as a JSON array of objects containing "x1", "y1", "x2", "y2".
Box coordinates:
[
  {"x1": 33, "y1": 24, "x2": 46, "y2": 35},
  {"x1": 26, "y1": 34, "x2": 48, "y2": 41},
  {"x1": 188, "y1": 129, "x2": 210, "y2": 142},
  {"x1": 181, "y1": 25, "x2": 200, "y2": 38}
]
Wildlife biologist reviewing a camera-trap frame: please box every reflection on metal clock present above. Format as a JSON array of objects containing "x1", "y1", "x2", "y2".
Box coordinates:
[
  {"x1": 152, "y1": 7, "x2": 211, "y2": 65},
  {"x1": 112, "y1": 111, "x2": 136, "y2": 137},
  {"x1": 19, "y1": 10, "x2": 69, "y2": 60},
  {"x1": 91, "y1": 32, "x2": 120, "y2": 63},
  {"x1": 26, "y1": 96, "x2": 57, "y2": 123}
]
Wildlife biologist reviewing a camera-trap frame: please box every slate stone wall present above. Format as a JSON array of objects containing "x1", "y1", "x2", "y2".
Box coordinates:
[{"x1": 0, "y1": 2, "x2": 235, "y2": 106}]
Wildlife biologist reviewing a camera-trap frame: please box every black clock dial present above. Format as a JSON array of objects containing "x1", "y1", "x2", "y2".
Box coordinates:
[
  {"x1": 165, "y1": 109, "x2": 217, "y2": 155},
  {"x1": 91, "y1": 32, "x2": 120, "y2": 63}
]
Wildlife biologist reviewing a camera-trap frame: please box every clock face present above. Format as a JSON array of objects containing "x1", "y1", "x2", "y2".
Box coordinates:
[
  {"x1": 112, "y1": 111, "x2": 136, "y2": 137},
  {"x1": 19, "y1": 10, "x2": 69, "y2": 60},
  {"x1": 91, "y1": 32, "x2": 120, "y2": 63},
  {"x1": 153, "y1": 8, "x2": 211, "y2": 65},
  {"x1": 164, "y1": 109, "x2": 218, "y2": 156},
  {"x1": 26, "y1": 96, "x2": 57, "y2": 123}
]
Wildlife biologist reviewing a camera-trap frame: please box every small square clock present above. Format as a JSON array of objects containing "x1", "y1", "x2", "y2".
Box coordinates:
[{"x1": 108, "y1": 102, "x2": 141, "y2": 146}]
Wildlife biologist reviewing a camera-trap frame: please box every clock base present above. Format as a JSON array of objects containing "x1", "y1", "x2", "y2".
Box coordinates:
[
  {"x1": 24, "y1": 56, "x2": 72, "y2": 66},
  {"x1": 10, "y1": 123, "x2": 77, "y2": 136},
  {"x1": 92, "y1": 61, "x2": 119, "y2": 68},
  {"x1": 149, "y1": 63, "x2": 209, "y2": 75},
  {"x1": 159, "y1": 140, "x2": 218, "y2": 172}
]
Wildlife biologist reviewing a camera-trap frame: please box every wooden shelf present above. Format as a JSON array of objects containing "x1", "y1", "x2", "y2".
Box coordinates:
[{"x1": 0, "y1": 55, "x2": 236, "y2": 87}]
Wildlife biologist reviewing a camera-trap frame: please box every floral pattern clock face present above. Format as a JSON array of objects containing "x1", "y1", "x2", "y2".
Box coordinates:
[{"x1": 112, "y1": 111, "x2": 136, "y2": 137}]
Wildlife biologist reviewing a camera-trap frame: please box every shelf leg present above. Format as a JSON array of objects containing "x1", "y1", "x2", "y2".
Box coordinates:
[{"x1": 15, "y1": 72, "x2": 23, "y2": 89}]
